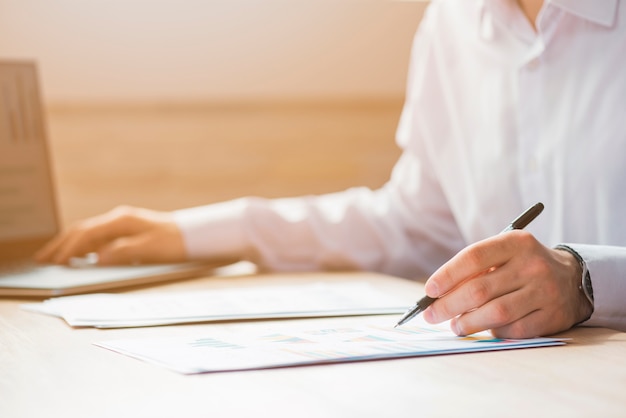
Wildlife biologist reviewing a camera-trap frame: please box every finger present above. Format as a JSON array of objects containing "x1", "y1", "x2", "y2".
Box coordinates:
[
  {"x1": 424, "y1": 231, "x2": 531, "y2": 298},
  {"x1": 488, "y1": 285, "x2": 580, "y2": 339},
  {"x1": 44, "y1": 209, "x2": 147, "y2": 264},
  {"x1": 423, "y1": 265, "x2": 521, "y2": 324},
  {"x1": 489, "y1": 310, "x2": 555, "y2": 339},
  {"x1": 35, "y1": 232, "x2": 70, "y2": 262},
  {"x1": 51, "y1": 228, "x2": 116, "y2": 264},
  {"x1": 97, "y1": 236, "x2": 151, "y2": 266},
  {"x1": 97, "y1": 231, "x2": 185, "y2": 265},
  {"x1": 35, "y1": 217, "x2": 115, "y2": 263},
  {"x1": 448, "y1": 287, "x2": 540, "y2": 337},
  {"x1": 35, "y1": 226, "x2": 98, "y2": 264}
]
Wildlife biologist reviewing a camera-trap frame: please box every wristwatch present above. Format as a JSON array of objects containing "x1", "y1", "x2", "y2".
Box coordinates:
[{"x1": 554, "y1": 244, "x2": 594, "y2": 305}]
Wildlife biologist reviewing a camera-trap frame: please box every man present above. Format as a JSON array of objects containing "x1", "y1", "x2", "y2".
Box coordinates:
[{"x1": 37, "y1": 0, "x2": 626, "y2": 338}]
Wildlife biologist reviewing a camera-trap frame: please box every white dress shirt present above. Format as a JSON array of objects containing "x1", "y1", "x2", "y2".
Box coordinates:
[{"x1": 174, "y1": 0, "x2": 626, "y2": 332}]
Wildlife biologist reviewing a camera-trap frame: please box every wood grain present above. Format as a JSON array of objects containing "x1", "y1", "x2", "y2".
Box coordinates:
[
  {"x1": 46, "y1": 100, "x2": 403, "y2": 227},
  {"x1": 1, "y1": 271, "x2": 625, "y2": 418}
]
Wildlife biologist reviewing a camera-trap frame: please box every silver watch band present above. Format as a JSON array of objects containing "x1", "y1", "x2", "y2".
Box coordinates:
[{"x1": 554, "y1": 244, "x2": 594, "y2": 306}]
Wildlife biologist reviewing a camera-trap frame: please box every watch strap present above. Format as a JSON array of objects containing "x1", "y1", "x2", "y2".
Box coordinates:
[{"x1": 554, "y1": 244, "x2": 594, "y2": 306}]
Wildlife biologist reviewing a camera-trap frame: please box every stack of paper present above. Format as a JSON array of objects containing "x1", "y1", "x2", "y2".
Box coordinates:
[{"x1": 22, "y1": 282, "x2": 410, "y2": 328}]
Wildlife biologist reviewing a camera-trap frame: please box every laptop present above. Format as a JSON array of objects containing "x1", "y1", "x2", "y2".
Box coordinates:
[{"x1": 0, "y1": 60, "x2": 219, "y2": 297}]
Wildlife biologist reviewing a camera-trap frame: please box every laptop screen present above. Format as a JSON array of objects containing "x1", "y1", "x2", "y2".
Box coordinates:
[{"x1": 0, "y1": 61, "x2": 59, "y2": 262}]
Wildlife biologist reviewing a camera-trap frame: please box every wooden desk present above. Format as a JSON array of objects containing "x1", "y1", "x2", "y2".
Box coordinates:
[{"x1": 1, "y1": 271, "x2": 625, "y2": 418}]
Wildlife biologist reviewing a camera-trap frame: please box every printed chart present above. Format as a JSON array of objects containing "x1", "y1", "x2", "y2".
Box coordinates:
[{"x1": 96, "y1": 318, "x2": 565, "y2": 374}]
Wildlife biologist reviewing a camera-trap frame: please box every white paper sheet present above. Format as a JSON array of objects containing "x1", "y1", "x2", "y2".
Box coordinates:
[
  {"x1": 95, "y1": 317, "x2": 566, "y2": 374},
  {"x1": 22, "y1": 282, "x2": 410, "y2": 328}
]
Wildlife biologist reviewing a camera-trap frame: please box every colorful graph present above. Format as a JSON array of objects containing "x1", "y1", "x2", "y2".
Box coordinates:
[
  {"x1": 188, "y1": 337, "x2": 244, "y2": 350},
  {"x1": 259, "y1": 334, "x2": 313, "y2": 344},
  {"x1": 305, "y1": 327, "x2": 360, "y2": 336},
  {"x1": 344, "y1": 334, "x2": 393, "y2": 343}
]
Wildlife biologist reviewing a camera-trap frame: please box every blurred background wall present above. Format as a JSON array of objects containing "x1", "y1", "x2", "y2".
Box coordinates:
[
  {"x1": 0, "y1": 0, "x2": 427, "y2": 105},
  {"x1": 0, "y1": 0, "x2": 428, "y2": 225}
]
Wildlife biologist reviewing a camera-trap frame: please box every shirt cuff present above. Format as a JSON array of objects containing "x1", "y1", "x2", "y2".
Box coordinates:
[{"x1": 564, "y1": 243, "x2": 626, "y2": 332}]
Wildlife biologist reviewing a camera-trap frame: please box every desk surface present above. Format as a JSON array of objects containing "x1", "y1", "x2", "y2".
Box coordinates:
[{"x1": 1, "y1": 270, "x2": 625, "y2": 418}]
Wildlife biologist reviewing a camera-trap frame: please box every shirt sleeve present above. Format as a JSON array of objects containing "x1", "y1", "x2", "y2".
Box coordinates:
[
  {"x1": 567, "y1": 243, "x2": 626, "y2": 332},
  {"x1": 173, "y1": 6, "x2": 466, "y2": 280},
  {"x1": 173, "y1": 149, "x2": 465, "y2": 280}
]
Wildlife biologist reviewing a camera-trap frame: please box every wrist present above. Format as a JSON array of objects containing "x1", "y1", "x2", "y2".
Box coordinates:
[{"x1": 554, "y1": 244, "x2": 594, "y2": 325}]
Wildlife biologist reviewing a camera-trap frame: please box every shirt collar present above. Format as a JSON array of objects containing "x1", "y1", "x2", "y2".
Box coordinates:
[
  {"x1": 481, "y1": 0, "x2": 619, "y2": 29},
  {"x1": 549, "y1": 0, "x2": 619, "y2": 27}
]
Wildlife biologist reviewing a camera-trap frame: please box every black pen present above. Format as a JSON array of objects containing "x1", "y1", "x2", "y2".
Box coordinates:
[{"x1": 394, "y1": 202, "x2": 544, "y2": 328}]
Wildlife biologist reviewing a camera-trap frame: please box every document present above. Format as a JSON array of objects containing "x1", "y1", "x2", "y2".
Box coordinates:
[
  {"x1": 95, "y1": 316, "x2": 565, "y2": 374},
  {"x1": 22, "y1": 282, "x2": 409, "y2": 328}
]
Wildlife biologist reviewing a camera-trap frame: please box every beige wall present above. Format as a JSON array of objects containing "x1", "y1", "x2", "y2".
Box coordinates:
[
  {"x1": 1, "y1": 0, "x2": 428, "y2": 224},
  {"x1": 0, "y1": 0, "x2": 427, "y2": 105}
]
